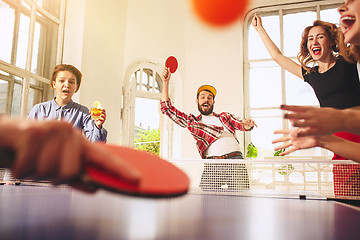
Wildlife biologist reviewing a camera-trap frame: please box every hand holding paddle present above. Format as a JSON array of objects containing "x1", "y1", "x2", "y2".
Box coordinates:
[
  {"x1": 162, "y1": 67, "x2": 171, "y2": 84},
  {"x1": 0, "y1": 117, "x2": 189, "y2": 197},
  {"x1": 162, "y1": 56, "x2": 178, "y2": 86}
]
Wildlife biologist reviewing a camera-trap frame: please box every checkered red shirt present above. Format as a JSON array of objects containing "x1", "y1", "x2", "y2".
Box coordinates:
[{"x1": 160, "y1": 99, "x2": 251, "y2": 158}]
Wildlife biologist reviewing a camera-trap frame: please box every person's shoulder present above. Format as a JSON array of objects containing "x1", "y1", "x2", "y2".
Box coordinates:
[
  {"x1": 301, "y1": 66, "x2": 318, "y2": 78},
  {"x1": 28, "y1": 100, "x2": 52, "y2": 118},
  {"x1": 70, "y1": 101, "x2": 90, "y2": 114},
  {"x1": 32, "y1": 100, "x2": 52, "y2": 109},
  {"x1": 336, "y1": 55, "x2": 356, "y2": 65},
  {"x1": 219, "y1": 112, "x2": 237, "y2": 118}
]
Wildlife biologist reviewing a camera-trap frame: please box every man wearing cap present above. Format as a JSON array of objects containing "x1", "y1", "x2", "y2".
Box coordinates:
[{"x1": 160, "y1": 67, "x2": 257, "y2": 190}]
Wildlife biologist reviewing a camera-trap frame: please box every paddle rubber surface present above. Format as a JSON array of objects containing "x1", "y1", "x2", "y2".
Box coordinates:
[
  {"x1": 83, "y1": 144, "x2": 190, "y2": 198},
  {"x1": 165, "y1": 56, "x2": 178, "y2": 73}
]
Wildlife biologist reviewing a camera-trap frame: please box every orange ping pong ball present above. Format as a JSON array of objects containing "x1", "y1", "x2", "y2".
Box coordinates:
[{"x1": 191, "y1": 0, "x2": 249, "y2": 26}]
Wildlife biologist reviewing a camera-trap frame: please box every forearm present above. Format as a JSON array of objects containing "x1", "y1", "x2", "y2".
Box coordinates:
[
  {"x1": 342, "y1": 108, "x2": 360, "y2": 135},
  {"x1": 319, "y1": 135, "x2": 360, "y2": 163},
  {"x1": 256, "y1": 27, "x2": 302, "y2": 78},
  {"x1": 161, "y1": 82, "x2": 170, "y2": 101},
  {"x1": 160, "y1": 99, "x2": 188, "y2": 128},
  {"x1": 256, "y1": 27, "x2": 282, "y2": 61}
]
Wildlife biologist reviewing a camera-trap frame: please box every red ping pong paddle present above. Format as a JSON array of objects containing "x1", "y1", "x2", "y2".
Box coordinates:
[
  {"x1": 165, "y1": 56, "x2": 178, "y2": 73},
  {"x1": 0, "y1": 145, "x2": 190, "y2": 198}
]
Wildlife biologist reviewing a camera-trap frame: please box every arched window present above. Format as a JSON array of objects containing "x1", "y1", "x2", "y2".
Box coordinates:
[{"x1": 122, "y1": 60, "x2": 173, "y2": 157}]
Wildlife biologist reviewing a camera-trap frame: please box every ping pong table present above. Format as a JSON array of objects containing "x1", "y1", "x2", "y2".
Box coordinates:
[{"x1": 0, "y1": 185, "x2": 359, "y2": 240}]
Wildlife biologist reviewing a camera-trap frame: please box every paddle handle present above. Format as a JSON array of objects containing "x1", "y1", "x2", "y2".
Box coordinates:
[{"x1": 0, "y1": 148, "x2": 15, "y2": 168}]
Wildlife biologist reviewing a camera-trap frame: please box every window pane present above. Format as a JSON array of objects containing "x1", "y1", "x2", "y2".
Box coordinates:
[
  {"x1": 0, "y1": 2, "x2": 15, "y2": 64},
  {"x1": 11, "y1": 82, "x2": 22, "y2": 117},
  {"x1": 290, "y1": 147, "x2": 323, "y2": 157},
  {"x1": 141, "y1": 69, "x2": 153, "y2": 91},
  {"x1": 155, "y1": 73, "x2": 162, "y2": 93},
  {"x1": 36, "y1": 0, "x2": 61, "y2": 19},
  {"x1": 32, "y1": 21, "x2": 41, "y2": 73},
  {"x1": 250, "y1": 115, "x2": 282, "y2": 158},
  {"x1": 320, "y1": 8, "x2": 340, "y2": 25},
  {"x1": 16, "y1": 13, "x2": 30, "y2": 69},
  {"x1": 32, "y1": 13, "x2": 59, "y2": 76},
  {"x1": 249, "y1": 62, "x2": 282, "y2": 108},
  {"x1": 27, "y1": 78, "x2": 47, "y2": 115},
  {"x1": 248, "y1": 15, "x2": 280, "y2": 60},
  {"x1": 283, "y1": 11, "x2": 317, "y2": 57},
  {"x1": 27, "y1": 87, "x2": 43, "y2": 115},
  {"x1": 285, "y1": 71, "x2": 318, "y2": 106},
  {"x1": 250, "y1": 109, "x2": 282, "y2": 118},
  {"x1": 135, "y1": 97, "x2": 159, "y2": 130},
  {"x1": 134, "y1": 97, "x2": 160, "y2": 155},
  {"x1": 0, "y1": 80, "x2": 8, "y2": 114}
]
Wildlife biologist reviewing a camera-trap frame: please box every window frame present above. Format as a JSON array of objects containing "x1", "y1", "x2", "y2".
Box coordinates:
[
  {"x1": 0, "y1": 0, "x2": 66, "y2": 117},
  {"x1": 243, "y1": 0, "x2": 343, "y2": 159}
]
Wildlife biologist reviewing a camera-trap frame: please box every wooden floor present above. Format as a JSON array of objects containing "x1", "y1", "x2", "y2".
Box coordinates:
[{"x1": 0, "y1": 185, "x2": 359, "y2": 240}]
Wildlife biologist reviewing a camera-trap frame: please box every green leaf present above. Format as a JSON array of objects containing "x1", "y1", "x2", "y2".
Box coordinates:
[{"x1": 246, "y1": 142, "x2": 258, "y2": 159}]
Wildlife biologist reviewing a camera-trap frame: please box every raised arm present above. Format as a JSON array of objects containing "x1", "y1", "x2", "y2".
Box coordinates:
[{"x1": 252, "y1": 13, "x2": 303, "y2": 79}]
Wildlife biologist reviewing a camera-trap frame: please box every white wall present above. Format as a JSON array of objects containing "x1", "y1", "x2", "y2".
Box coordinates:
[
  {"x1": 64, "y1": 0, "x2": 128, "y2": 144},
  {"x1": 62, "y1": 0, "x2": 282, "y2": 158},
  {"x1": 62, "y1": 0, "x2": 86, "y2": 103}
]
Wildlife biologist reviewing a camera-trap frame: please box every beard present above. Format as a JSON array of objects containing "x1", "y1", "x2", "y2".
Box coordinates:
[{"x1": 198, "y1": 102, "x2": 214, "y2": 115}]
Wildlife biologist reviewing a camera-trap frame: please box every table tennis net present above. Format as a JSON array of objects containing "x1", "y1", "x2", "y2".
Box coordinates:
[
  {"x1": 1, "y1": 158, "x2": 360, "y2": 200},
  {"x1": 170, "y1": 158, "x2": 360, "y2": 200}
]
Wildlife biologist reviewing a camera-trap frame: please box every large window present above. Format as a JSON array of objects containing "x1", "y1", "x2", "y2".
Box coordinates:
[
  {"x1": 0, "y1": 0, "x2": 65, "y2": 117},
  {"x1": 245, "y1": 1, "x2": 342, "y2": 158}
]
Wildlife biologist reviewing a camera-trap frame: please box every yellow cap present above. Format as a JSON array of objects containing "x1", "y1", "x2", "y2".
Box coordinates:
[{"x1": 197, "y1": 85, "x2": 216, "y2": 97}]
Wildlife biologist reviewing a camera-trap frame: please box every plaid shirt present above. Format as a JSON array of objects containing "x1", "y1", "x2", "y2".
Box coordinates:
[{"x1": 160, "y1": 99, "x2": 251, "y2": 158}]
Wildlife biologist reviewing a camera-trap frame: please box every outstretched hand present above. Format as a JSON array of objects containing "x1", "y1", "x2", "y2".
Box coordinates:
[
  {"x1": 242, "y1": 118, "x2": 257, "y2": 130},
  {"x1": 272, "y1": 128, "x2": 319, "y2": 156},
  {"x1": 281, "y1": 105, "x2": 346, "y2": 137}
]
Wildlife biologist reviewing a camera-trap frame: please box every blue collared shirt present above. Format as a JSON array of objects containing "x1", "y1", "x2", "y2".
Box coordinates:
[{"x1": 28, "y1": 99, "x2": 107, "y2": 142}]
